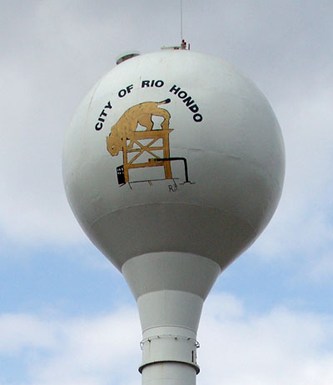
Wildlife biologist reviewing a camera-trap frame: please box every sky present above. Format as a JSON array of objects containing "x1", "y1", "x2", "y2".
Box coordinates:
[{"x1": 1, "y1": 0, "x2": 333, "y2": 384}]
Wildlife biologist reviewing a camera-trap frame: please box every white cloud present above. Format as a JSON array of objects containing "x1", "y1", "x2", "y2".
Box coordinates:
[
  {"x1": 0, "y1": 307, "x2": 141, "y2": 385},
  {"x1": 250, "y1": 82, "x2": 333, "y2": 279},
  {"x1": 199, "y1": 293, "x2": 333, "y2": 385},
  {"x1": 0, "y1": 313, "x2": 56, "y2": 354},
  {"x1": 1, "y1": 1, "x2": 332, "y2": 384},
  {"x1": 0, "y1": 0, "x2": 183, "y2": 246},
  {"x1": 1, "y1": 0, "x2": 332, "y2": 264},
  {"x1": 1, "y1": 294, "x2": 333, "y2": 385}
]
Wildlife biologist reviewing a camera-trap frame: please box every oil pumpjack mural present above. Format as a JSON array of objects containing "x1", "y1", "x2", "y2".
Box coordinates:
[{"x1": 106, "y1": 98, "x2": 192, "y2": 188}]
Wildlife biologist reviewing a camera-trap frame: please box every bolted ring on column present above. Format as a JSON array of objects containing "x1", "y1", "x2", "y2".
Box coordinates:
[{"x1": 139, "y1": 334, "x2": 200, "y2": 374}]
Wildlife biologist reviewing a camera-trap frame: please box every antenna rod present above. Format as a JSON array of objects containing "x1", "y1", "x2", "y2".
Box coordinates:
[{"x1": 180, "y1": 0, "x2": 183, "y2": 42}]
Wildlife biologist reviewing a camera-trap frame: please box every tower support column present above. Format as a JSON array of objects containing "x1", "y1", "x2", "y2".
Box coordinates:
[
  {"x1": 121, "y1": 252, "x2": 221, "y2": 385},
  {"x1": 141, "y1": 361, "x2": 197, "y2": 385}
]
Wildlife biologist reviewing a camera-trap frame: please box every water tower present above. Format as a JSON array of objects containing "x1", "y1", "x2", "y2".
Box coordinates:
[{"x1": 63, "y1": 45, "x2": 284, "y2": 385}]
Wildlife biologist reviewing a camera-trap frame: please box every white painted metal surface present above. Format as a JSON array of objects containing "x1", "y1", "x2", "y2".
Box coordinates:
[
  {"x1": 123, "y1": 251, "x2": 220, "y2": 382},
  {"x1": 63, "y1": 49, "x2": 285, "y2": 385}
]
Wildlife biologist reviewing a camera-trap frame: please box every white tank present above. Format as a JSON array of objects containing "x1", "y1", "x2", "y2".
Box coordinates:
[{"x1": 63, "y1": 49, "x2": 284, "y2": 385}]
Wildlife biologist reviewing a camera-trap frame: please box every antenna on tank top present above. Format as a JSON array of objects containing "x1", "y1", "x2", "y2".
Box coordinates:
[
  {"x1": 180, "y1": 0, "x2": 183, "y2": 42},
  {"x1": 180, "y1": 0, "x2": 190, "y2": 50},
  {"x1": 160, "y1": 1, "x2": 189, "y2": 51}
]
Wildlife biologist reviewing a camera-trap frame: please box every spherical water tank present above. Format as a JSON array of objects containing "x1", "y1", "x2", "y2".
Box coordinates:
[
  {"x1": 63, "y1": 48, "x2": 284, "y2": 385},
  {"x1": 63, "y1": 49, "x2": 284, "y2": 271}
]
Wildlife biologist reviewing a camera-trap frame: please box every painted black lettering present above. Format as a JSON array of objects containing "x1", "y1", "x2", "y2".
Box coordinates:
[
  {"x1": 169, "y1": 84, "x2": 181, "y2": 94},
  {"x1": 189, "y1": 104, "x2": 199, "y2": 113},
  {"x1": 155, "y1": 80, "x2": 164, "y2": 87},
  {"x1": 95, "y1": 122, "x2": 103, "y2": 131},
  {"x1": 183, "y1": 96, "x2": 195, "y2": 107},
  {"x1": 141, "y1": 80, "x2": 150, "y2": 88},
  {"x1": 118, "y1": 89, "x2": 126, "y2": 97},
  {"x1": 169, "y1": 85, "x2": 203, "y2": 122},
  {"x1": 118, "y1": 84, "x2": 134, "y2": 97},
  {"x1": 178, "y1": 91, "x2": 187, "y2": 99},
  {"x1": 193, "y1": 114, "x2": 203, "y2": 122},
  {"x1": 95, "y1": 101, "x2": 112, "y2": 130}
]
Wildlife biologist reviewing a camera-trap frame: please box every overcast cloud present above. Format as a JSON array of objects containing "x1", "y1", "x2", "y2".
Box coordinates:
[
  {"x1": 1, "y1": 294, "x2": 333, "y2": 385},
  {"x1": 1, "y1": 1, "x2": 332, "y2": 384}
]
